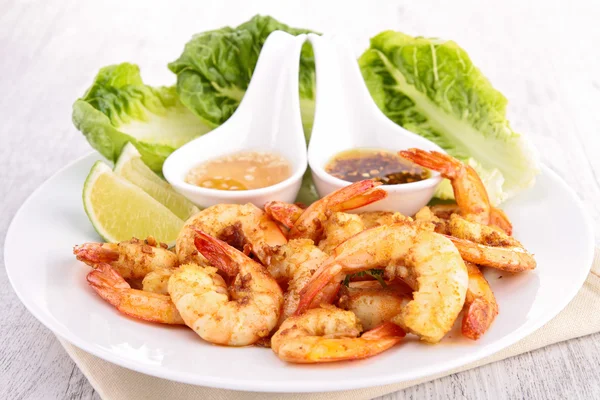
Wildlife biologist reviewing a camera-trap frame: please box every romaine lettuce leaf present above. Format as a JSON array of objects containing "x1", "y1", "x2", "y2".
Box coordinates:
[
  {"x1": 72, "y1": 63, "x2": 212, "y2": 172},
  {"x1": 168, "y1": 15, "x2": 316, "y2": 142},
  {"x1": 359, "y1": 31, "x2": 539, "y2": 204}
]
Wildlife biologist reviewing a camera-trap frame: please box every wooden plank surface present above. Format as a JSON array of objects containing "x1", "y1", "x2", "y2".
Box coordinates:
[{"x1": 1, "y1": 0, "x2": 599, "y2": 399}]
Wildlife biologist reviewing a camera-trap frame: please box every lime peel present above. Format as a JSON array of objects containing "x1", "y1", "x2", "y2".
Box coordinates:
[{"x1": 83, "y1": 160, "x2": 185, "y2": 244}]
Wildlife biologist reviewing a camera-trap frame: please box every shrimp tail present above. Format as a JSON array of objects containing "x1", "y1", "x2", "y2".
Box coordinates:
[
  {"x1": 311, "y1": 281, "x2": 342, "y2": 309},
  {"x1": 86, "y1": 264, "x2": 183, "y2": 325},
  {"x1": 361, "y1": 321, "x2": 406, "y2": 340},
  {"x1": 329, "y1": 180, "x2": 387, "y2": 211},
  {"x1": 462, "y1": 297, "x2": 498, "y2": 340},
  {"x1": 192, "y1": 228, "x2": 242, "y2": 276},
  {"x1": 264, "y1": 201, "x2": 304, "y2": 229},
  {"x1": 490, "y1": 207, "x2": 513, "y2": 235},
  {"x1": 399, "y1": 149, "x2": 462, "y2": 179},
  {"x1": 461, "y1": 262, "x2": 498, "y2": 340},
  {"x1": 87, "y1": 263, "x2": 131, "y2": 307},
  {"x1": 74, "y1": 243, "x2": 119, "y2": 266},
  {"x1": 295, "y1": 263, "x2": 343, "y2": 316},
  {"x1": 87, "y1": 263, "x2": 130, "y2": 291}
]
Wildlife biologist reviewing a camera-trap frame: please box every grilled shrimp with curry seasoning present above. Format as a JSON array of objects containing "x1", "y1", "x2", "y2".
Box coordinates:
[
  {"x1": 74, "y1": 236, "x2": 178, "y2": 280},
  {"x1": 271, "y1": 305, "x2": 405, "y2": 363},
  {"x1": 169, "y1": 229, "x2": 283, "y2": 346},
  {"x1": 86, "y1": 263, "x2": 184, "y2": 325},
  {"x1": 176, "y1": 203, "x2": 287, "y2": 266},
  {"x1": 297, "y1": 223, "x2": 468, "y2": 343}
]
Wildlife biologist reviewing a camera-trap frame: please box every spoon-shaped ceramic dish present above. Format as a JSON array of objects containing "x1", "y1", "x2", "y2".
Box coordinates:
[
  {"x1": 163, "y1": 31, "x2": 308, "y2": 209},
  {"x1": 307, "y1": 34, "x2": 443, "y2": 215}
]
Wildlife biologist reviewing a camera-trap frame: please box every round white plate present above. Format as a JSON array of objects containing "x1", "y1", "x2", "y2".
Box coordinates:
[{"x1": 5, "y1": 153, "x2": 594, "y2": 393}]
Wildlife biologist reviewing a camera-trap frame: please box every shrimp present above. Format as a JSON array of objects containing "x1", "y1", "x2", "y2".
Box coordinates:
[
  {"x1": 446, "y1": 236, "x2": 536, "y2": 272},
  {"x1": 489, "y1": 207, "x2": 513, "y2": 236},
  {"x1": 288, "y1": 180, "x2": 387, "y2": 242},
  {"x1": 264, "y1": 201, "x2": 305, "y2": 230},
  {"x1": 399, "y1": 149, "x2": 512, "y2": 234},
  {"x1": 74, "y1": 237, "x2": 178, "y2": 280},
  {"x1": 318, "y1": 212, "x2": 365, "y2": 254},
  {"x1": 462, "y1": 262, "x2": 498, "y2": 340},
  {"x1": 141, "y1": 268, "x2": 174, "y2": 295},
  {"x1": 265, "y1": 205, "x2": 404, "y2": 241},
  {"x1": 176, "y1": 203, "x2": 287, "y2": 266},
  {"x1": 414, "y1": 206, "x2": 450, "y2": 234},
  {"x1": 358, "y1": 211, "x2": 408, "y2": 229},
  {"x1": 168, "y1": 230, "x2": 283, "y2": 346},
  {"x1": 297, "y1": 224, "x2": 468, "y2": 343},
  {"x1": 268, "y1": 239, "x2": 328, "y2": 324},
  {"x1": 448, "y1": 214, "x2": 520, "y2": 248},
  {"x1": 86, "y1": 263, "x2": 184, "y2": 325},
  {"x1": 271, "y1": 305, "x2": 405, "y2": 363},
  {"x1": 428, "y1": 204, "x2": 510, "y2": 234},
  {"x1": 338, "y1": 281, "x2": 411, "y2": 330},
  {"x1": 429, "y1": 204, "x2": 460, "y2": 220}
]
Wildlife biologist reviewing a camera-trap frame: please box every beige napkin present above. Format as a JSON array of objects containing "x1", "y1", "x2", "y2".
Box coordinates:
[{"x1": 59, "y1": 250, "x2": 600, "y2": 400}]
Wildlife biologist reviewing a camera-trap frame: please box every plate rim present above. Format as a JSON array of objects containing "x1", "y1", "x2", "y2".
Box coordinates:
[{"x1": 4, "y1": 152, "x2": 596, "y2": 393}]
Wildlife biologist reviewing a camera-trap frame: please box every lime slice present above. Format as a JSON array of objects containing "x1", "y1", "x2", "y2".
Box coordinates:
[
  {"x1": 83, "y1": 160, "x2": 185, "y2": 244},
  {"x1": 114, "y1": 143, "x2": 200, "y2": 220}
]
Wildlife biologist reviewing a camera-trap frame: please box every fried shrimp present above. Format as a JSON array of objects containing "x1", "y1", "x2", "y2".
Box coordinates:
[
  {"x1": 288, "y1": 180, "x2": 387, "y2": 242},
  {"x1": 86, "y1": 263, "x2": 184, "y2": 325},
  {"x1": 399, "y1": 149, "x2": 512, "y2": 234},
  {"x1": 268, "y1": 239, "x2": 329, "y2": 324},
  {"x1": 271, "y1": 305, "x2": 405, "y2": 363},
  {"x1": 297, "y1": 224, "x2": 468, "y2": 343},
  {"x1": 176, "y1": 203, "x2": 287, "y2": 266},
  {"x1": 338, "y1": 281, "x2": 411, "y2": 330},
  {"x1": 358, "y1": 211, "x2": 408, "y2": 229},
  {"x1": 141, "y1": 268, "x2": 174, "y2": 295},
  {"x1": 74, "y1": 237, "x2": 178, "y2": 280},
  {"x1": 169, "y1": 230, "x2": 283, "y2": 346},
  {"x1": 429, "y1": 204, "x2": 512, "y2": 235},
  {"x1": 415, "y1": 206, "x2": 450, "y2": 234},
  {"x1": 462, "y1": 262, "x2": 498, "y2": 340},
  {"x1": 448, "y1": 214, "x2": 520, "y2": 247},
  {"x1": 318, "y1": 212, "x2": 365, "y2": 254},
  {"x1": 447, "y1": 236, "x2": 536, "y2": 272}
]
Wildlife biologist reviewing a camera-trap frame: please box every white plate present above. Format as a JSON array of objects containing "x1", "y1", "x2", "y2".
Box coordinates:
[{"x1": 5, "y1": 153, "x2": 594, "y2": 393}]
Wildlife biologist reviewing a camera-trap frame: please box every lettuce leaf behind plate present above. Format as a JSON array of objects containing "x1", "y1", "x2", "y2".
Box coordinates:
[
  {"x1": 72, "y1": 63, "x2": 211, "y2": 172},
  {"x1": 359, "y1": 31, "x2": 539, "y2": 205}
]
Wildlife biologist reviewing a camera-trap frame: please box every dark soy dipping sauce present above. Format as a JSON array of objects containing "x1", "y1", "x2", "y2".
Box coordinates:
[{"x1": 325, "y1": 148, "x2": 429, "y2": 184}]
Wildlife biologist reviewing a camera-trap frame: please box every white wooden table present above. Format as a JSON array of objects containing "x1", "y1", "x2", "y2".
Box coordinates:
[{"x1": 2, "y1": 0, "x2": 600, "y2": 398}]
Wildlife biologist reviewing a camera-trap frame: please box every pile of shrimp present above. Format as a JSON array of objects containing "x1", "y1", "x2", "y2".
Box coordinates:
[{"x1": 73, "y1": 149, "x2": 535, "y2": 364}]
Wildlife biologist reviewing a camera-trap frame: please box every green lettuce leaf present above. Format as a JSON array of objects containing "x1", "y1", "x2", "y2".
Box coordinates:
[
  {"x1": 359, "y1": 31, "x2": 539, "y2": 205},
  {"x1": 72, "y1": 63, "x2": 212, "y2": 172},
  {"x1": 168, "y1": 15, "x2": 316, "y2": 141}
]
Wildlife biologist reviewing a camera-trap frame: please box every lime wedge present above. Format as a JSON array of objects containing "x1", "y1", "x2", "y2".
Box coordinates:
[
  {"x1": 83, "y1": 160, "x2": 185, "y2": 244},
  {"x1": 114, "y1": 143, "x2": 199, "y2": 220}
]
